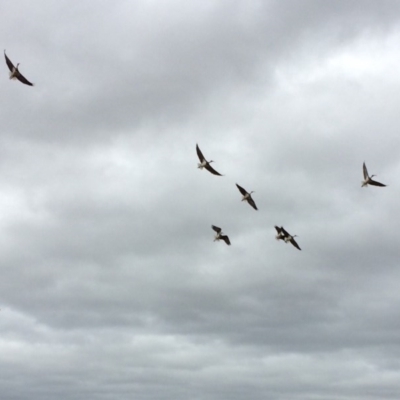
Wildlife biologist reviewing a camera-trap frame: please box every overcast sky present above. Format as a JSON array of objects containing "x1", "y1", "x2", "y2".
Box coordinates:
[{"x1": 1, "y1": 1, "x2": 400, "y2": 399}]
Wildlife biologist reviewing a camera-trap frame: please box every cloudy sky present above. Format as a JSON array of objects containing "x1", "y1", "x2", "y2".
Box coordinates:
[{"x1": 1, "y1": 1, "x2": 400, "y2": 399}]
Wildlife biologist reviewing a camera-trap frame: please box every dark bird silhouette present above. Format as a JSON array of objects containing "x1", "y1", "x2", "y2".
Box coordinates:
[
  {"x1": 212, "y1": 225, "x2": 231, "y2": 245},
  {"x1": 236, "y1": 183, "x2": 257, "y2": 210},
  {"x1": 4, "y1": 50, "x2": 34, "y2": 86},
  {"x1": 275, "y1": 226, "x2": 301, "y2": 250},
  {"x1": 362, "y1": 162, "x2": 386, "y2": 187},
  {"x1": 196, "y1": 144, "x2": 223, "y2": 176},
  {"x1": 274, "y1": 226, "x2": 286, "y2": 241}
]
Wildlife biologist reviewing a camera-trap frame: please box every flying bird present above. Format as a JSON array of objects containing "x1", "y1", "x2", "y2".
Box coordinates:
[
  {"x1": 4, "y1": 50, "x2": 34, "y2": 86},
  {"x1": 280, "y1": 227, "x2": 301, "y2": 250},
  {"x1": 236, "y1": 183, "x2": 257, "y2": 210},
  {"x1": 196, "y1": 144, "x2": 223, "y2": 176},
  {"x1": 362, "y1": 162, "x2": 386, "y2": 187},
  {"x1": 274, "y1": 226, "x2": 286, "y2": 241},
  {"x1": 212, "y1": 225, "x2": 231, "y2": 245}
]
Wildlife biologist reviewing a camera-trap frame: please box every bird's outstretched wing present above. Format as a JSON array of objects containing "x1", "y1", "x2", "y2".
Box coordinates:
[
  {"x1": 211, "y1": 225, "x2": 221, "y2": 233},
  {"x1": 368, "y1": 179, "x2": 386, "y2": 187},
  {"x1": 363, "y1": 162, "x2": 369, "y2": 180},
  {"x1": 290, "y1": 237, "x2": 301, "y2": 250},
  {"x1": 4, "y1": 50, "x2": 14, "y2": 72},
  {"x1": 196, "y1": 144, "x2": 205, "y2": 162},
  {"x1": 281, "y1": 227, "x2": 290, "y2": 237},
  {"x1": 16, "y1": 72, "x2": 33, "y2": 86},
  {"x1": 221, "y1": 235, "x2": 231, "y2": 245},
  {"x1": 236, "y1": 183, "x2": 247, "y2": 196},
  {"x1": 205, "y1": 164, "x2": 223, "y2": 176},
  {"x1": 247, "y1": 196, "x2": 258, "y2": 210}
]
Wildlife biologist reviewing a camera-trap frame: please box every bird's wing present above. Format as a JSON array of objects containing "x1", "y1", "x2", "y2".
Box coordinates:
[
  {"x1": 247, "y1": 196, "x2": 258, "y2": 210},
  {"x1": 274, "y1": 225, "x2": 282, "y2": 234},
  {"x1": 280, "y1": 227, "x2": 290, "y2": 237},
  {"x1": 221, "y1": 235, "x2": 231, "y2": 245},
  {"x1": 4, "y1": 50, "x2": 14, "y2": 72},
  {"x1": 196, "y1": 144, "x2": 205, "y2": 162},
  {"x1": 290, "y1": 237, "x2": 301, "y2": 250},
  {"x1": 16, "y1": 72, "x2": 33, "y2": 86},
  {"x1": 368, "y1": 179, "x2": 386, "y2": 187},
  {"x1": 212, "y1": 225, "x2": 221, "y2": 233},
  {"x1": 205, "y1": 164, "x2": 223, "y2": 176},
  {"x1": 363, "y1": 162, "x2": 369, "y2": 180},
  {"x1": 236, "y1": 183, "x2": 247, "y2": 196}
]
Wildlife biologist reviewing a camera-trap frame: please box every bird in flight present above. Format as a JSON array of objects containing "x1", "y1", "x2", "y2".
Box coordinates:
[
  {"x1": 212, "y1": 225, "x2": 231, "y2": 245},
  {"x1": 196, "y1": 144, "x2": 223, "y2": 176},
  {"x1": 236, "y1": 183, "x2": 257, "y2": 210},
  {"x1": 275, "y1": 226, "x2": 301, "y2": 250},
  {"x1": 4, "y1": 50, "x2": 34, "y2": 86},
  {"x1": 274, "y1": 226, "x2": 286, "y2": 241},
  {"x1": 362, "y1": 162, "x2": 386, "y2": 187}
]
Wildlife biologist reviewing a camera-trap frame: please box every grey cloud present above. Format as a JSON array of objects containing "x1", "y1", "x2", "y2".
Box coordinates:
[{"x1": 1, "y1": 1, "x2": 400, "y2": 400}]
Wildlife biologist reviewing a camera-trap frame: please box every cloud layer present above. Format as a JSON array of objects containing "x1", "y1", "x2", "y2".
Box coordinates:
[{"x1": 1, "y1": 1, "x2": 400, "y2": 399}]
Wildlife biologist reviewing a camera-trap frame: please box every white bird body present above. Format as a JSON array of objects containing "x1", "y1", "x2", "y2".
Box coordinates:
[
  {"x1": 198, "y1": 160, "x2": 208, "y2": 170},
  {"x1": 9, "y1": 65, "x2": 19, "y2": 79}
]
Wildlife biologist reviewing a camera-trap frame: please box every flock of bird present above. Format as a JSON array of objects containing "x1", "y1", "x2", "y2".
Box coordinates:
[
  {"x1": 4, "y1": 50, "x2": 387, "y2": 253},
  {"x1": 196, "y1": 143, "x2": 302, "y2": 250},
  {"x1": 196, "y1": 142, "x2": 387, "y2": 251}
]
